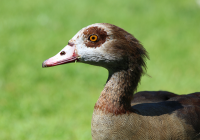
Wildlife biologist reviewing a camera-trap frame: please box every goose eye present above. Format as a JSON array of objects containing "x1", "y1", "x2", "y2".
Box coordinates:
[{"x1": 89, "y1": 35, "x2": 98, "y2": 42}]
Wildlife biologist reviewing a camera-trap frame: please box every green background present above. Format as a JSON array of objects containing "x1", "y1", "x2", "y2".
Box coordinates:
[{"x1": 1, "y1": 0, "x2": 200, "y2": 139}]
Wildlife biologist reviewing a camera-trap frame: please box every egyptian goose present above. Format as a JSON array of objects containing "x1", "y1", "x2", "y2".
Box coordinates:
[{"x1": 42, "y1": 23, "x2": 200, "y2": 140}]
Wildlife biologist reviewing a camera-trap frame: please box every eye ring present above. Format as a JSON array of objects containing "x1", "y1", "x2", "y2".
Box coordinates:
[{"x1": 89, "y1": 34, "x2": 98, "y2": 42}]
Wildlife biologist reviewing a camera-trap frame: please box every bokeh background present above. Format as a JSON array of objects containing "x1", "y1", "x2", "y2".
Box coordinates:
[{"x1": 1, "y1": 0, "x2": 200, "y2": 139}]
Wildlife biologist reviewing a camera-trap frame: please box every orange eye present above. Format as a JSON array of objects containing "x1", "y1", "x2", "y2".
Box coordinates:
[{"x1": 89, "y1": 35, "x2": 98, "y2": 42}]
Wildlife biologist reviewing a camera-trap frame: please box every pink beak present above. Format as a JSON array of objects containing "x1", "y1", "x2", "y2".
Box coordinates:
[{"x1": 42, "y1": 44, "x2": 78, "y2": 67}]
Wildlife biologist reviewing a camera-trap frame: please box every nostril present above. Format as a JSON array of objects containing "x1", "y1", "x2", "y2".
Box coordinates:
[{"x1": 60, "y1": 51, "x2": 66, "y2": 55}]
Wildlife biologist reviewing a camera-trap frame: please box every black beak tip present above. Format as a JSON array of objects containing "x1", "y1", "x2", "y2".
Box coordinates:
[{"x1": 42, "y1": 61, "x2": 47, "y2": 68}]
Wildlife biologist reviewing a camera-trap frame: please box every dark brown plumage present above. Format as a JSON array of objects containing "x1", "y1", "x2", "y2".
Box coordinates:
[{"x1": 42, "y1": 23, "x2": 200, "y2": 140}]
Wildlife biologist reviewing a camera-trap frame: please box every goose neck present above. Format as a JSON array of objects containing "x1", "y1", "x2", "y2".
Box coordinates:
[{"x1": 94, "y1": 68, "x2": 141, "y2": 115}]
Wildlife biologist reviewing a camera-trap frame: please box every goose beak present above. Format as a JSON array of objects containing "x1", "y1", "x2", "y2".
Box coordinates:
[{"x1": 42, "y1": 45, "x2": 78, "y2": 67}]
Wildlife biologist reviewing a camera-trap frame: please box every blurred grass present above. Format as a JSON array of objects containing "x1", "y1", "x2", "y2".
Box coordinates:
[{"x1": 0, "y1": 0, "x2": 200, "y2": 139}]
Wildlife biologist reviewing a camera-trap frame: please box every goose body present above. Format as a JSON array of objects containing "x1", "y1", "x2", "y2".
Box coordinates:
[{"x1": 42, "y1": 23, "x2": 200, "y2": 140}]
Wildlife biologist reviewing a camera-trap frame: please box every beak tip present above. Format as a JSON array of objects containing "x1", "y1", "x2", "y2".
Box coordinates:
[{"x1": 42, "y1": 60, "x2": 48, "y2": 68}]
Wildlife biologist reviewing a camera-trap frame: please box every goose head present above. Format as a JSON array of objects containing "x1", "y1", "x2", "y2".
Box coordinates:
[{"x1": 42, "y1": 23, "x2": 147, "y2": 73}]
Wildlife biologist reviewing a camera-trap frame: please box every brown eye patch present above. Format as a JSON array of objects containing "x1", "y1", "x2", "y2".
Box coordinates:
[{"x1": 83, "y1": 26, "x2": 108, "y2": 48}]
